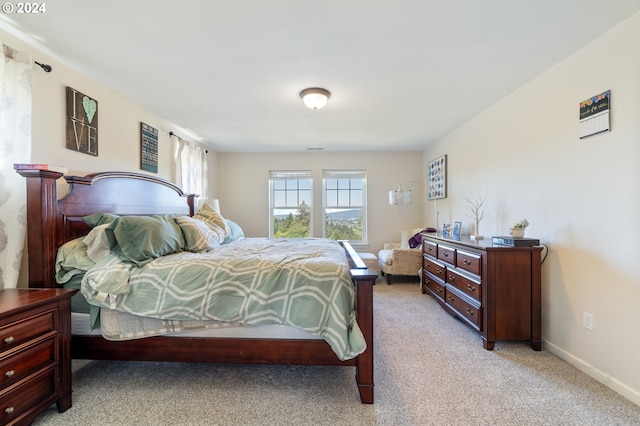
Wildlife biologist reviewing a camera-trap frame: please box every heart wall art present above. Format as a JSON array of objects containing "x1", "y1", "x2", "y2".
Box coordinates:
[{"x1": 66, "y1": 86, "x2": 98, "y2": 156}]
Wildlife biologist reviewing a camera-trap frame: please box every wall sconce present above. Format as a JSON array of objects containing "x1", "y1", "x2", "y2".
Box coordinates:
[
  {"x1": 389, "y1": 188, "x2": 412, "y2": 205},
  {"x1": 300, "y1": 87, "x2": 331, "y2": 110}
]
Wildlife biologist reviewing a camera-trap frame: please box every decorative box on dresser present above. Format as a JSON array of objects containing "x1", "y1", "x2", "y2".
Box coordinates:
[
  {"x1": 0, "y1": 288, "x2": 76, "y2": 426},
  {"x1": 421, "y1": 233, "x2": 542, "y2": 351}
]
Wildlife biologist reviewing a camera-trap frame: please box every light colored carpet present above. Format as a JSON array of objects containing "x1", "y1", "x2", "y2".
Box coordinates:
[{"x1": 34, "y1": 280, "x2": 640, "y2": 425}]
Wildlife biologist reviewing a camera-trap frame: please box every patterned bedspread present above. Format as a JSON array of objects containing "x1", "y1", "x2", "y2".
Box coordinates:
[{"x1": 81, "y1": 238, "x2": 365, "y2": 360}]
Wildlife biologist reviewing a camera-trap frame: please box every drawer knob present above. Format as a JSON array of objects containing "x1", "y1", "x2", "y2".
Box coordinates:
[
  {"x1": 467, "y1": 284, "x2": 476, "y2": 292},
  {"x1": 5, "y1": 369, "x2": 15, "y2": 378},
  {"x1": 443, "y1": 252, "x2": 448, "y2": 257},
  {"x1": 466, "y1": 308, "x2": 475, "y2": 316},
  {"x1": 5, "y1": 406, "x2": 14, "y2": 415},
  {"x1": 463, "y1": 259, "x2": 471, "y2": 265},
  {"x1": 449, "y1": 275, "x2": 455, "y2": 281},
  {"x1": 3, "y1": 336, "x2": 14, "y2": 344}
]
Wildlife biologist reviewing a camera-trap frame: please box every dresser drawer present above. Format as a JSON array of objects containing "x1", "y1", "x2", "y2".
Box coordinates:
[
  {"x1": 456, "y1": 249, "x2": 482, "y2": 277},
  {"x1": 0, "y1": 366, "x2": 57, "y2": 425},
  {"x1": 423, "y1": 257, "x2": 446, "y2": 281},
  {"x1": 423, "y1": 240, "x2": 437, "y2": 258},
  {"x1": 423, "y1": 273, "x2": 445, "y2": 302},
  {"x1": 446, "y1": 268, "x2": 482, "y2": 302},
  {"x1": 445, "y1": 286, "x2": 482, "y2": 331},
  {"x1": 437, "y1": 245, "x2": 456, "y2": 265},
  {"x1": 0, "y1": 310, "x2": 55, "y2": 351},
  {"x1": 0, "y1": 336, "x2": 57, "y2": 388}
]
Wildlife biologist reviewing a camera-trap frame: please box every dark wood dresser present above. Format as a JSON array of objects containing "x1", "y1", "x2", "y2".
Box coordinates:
[
  {"x1": 421, "y1": 233, "x2": 542, "y2": 351},
  {"x1": 0, "y1": 288, "x2": 76, "y2": 425}
]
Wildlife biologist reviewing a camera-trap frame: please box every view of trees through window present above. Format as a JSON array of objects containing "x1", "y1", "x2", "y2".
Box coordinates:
[
  {"x1": 270, "y1": 170, "x2": 366, "y2": 243},
  {"x1": 273, "y1": 201, "x2": 310, "y2": 238}
]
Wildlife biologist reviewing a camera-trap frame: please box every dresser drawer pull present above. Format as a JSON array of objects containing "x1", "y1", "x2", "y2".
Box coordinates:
[
  {"x1": 467, "y1": 284, "x2": 476, "y2": 292},
  {"x1": 447, "y1": 295, "x2": 454, "y2": 302},
  {"x1": 448, "y1": 274, "x2": 455, "y2": 281},
  {"x1": 5, "y1": 406, "x2": 15, "y2": 415},
  {"x1": 463, "y1": 259, "x2": 471, "y2": 265},
  {"x1": 442, "y1": 252, "x2": 449, "y2": 257},
  {"x1": 466, "y1": 308, "x2": 475, "y2": 316},
  {"x1": 5, "y1": 369, "x2": 15, "y2": 378},
  {"x1": 436, "y1": 287, "x2": 442, "y2": 293},
  {"x1": 436, "y1": 268, "x2": 442, "y2": 274},
  {"x1": 3, "y1": 336, "x2": 14, "y2": 344}
]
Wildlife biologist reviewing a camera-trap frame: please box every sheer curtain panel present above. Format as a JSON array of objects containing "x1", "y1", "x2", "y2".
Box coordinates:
[
  {"x1": 172, "y1": 134, "x2": 208, "y2": 199},
  {"x1": 0, "y1": 44, "x2": 32, "y2": 289}
]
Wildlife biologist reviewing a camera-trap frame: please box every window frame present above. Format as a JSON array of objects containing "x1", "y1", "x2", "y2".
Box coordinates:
[
  {"x1": 268, "y1": 170, "x2": 313, "y2": 238},
  {"x1": 322, "y1": 169, "x2": 367, "y2": 245}
]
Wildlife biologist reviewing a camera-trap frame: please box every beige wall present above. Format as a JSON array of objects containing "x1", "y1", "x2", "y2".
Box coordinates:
[
  {"x1": 217, "y1": 151, "x2": 424, "y2": 254},
  {"x1": 1, "y1": 28, "x2": 206, "y2": 180},
  {"x1": 423, "y1": 12, "x2": 640, "y2": 404}
]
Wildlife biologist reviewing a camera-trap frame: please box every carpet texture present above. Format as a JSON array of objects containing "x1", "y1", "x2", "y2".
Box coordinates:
[{"x1": 33, "y1": 281, "x2": 640, "y2": 425}]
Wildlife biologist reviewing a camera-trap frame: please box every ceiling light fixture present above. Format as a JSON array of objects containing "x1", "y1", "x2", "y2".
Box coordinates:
[{"x1": 300, "y1": 87, "x2": 331, "y2": 110}]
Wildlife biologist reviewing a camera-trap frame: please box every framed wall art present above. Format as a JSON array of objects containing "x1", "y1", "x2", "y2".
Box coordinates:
[
  {"x1": 427, "y1": 154, "x2": 447, "y2": 200},
  {"x1": 140, "y1": 122, "x2": 158, "y2": 173},
  {"x1": 66, "y1": 86, "x2": 98, "y2": 156}
]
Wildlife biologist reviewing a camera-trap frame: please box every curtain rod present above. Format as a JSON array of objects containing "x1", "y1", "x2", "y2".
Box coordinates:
[
  {"x1": 34, "y1": 61, "x2": 52, "y2": 72},
  {"x1": 169, "y1": 131, "x2": 208, "y2": 153}
]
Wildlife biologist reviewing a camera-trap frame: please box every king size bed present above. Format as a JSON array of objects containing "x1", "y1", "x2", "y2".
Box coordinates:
[{"x1": 15, "y1": 164, "x2": 375, "y2": 404}]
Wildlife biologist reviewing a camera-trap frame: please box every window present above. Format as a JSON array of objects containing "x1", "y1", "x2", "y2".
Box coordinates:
[
  {"x1": 269, "y1": 171, "x2": 312, "y2": 238},
  {"x1": 323, "y1": 170, "x2": 367, "y2": 244}
]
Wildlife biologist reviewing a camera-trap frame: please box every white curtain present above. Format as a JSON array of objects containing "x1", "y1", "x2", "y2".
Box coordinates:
[
  {"x1": 0, "y1": 44, "x2": 32, "y2": 289},
  {"x1": 172, "y1": 134, "x2": 208, "y2": 198}
]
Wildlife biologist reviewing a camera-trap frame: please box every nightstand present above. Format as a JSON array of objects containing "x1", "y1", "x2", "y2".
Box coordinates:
[{"x1": 0, "y1": 288, "x2": 76, "y2": 425}]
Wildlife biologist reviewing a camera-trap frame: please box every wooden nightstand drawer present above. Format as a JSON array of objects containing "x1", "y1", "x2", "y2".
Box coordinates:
[
  {"x1": 0, "y1": 366, "x2": 58, "y2": 425},
  {"x1": 0, "y1": 311, "x2": 55, "y2": 351},
  {"x1": 0, "y1": 335, "x2": 57, "y2": 388},
  {"x1": 445, "y1": 286, "x2": 482, "y2": 331},
  {"x1": 446, "y1": 268, "x2": 481, "y2": 302},
  {"x1": 456, "y1": 249, "x2": 482, "y2": 277},
  {"x1": 423, "y1": 241, "x2": 437, "y2": 257},
  {"x1": 0, "y1": 288, "x2": 76, "y2": 423},
  {"x1": 423, "y1": 273, "x2": 445, "y2": 303},
  {"x1": 424, "y1": 257, "x2": 446, "y2": 281},
  {"x1": 437, "y1": 245, "x2": 456, "y2": 265}
]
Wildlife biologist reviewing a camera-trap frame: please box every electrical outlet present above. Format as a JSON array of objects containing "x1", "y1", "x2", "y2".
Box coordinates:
[{"x1": 583, "y1": 312, "x2": 593, "y2": 331}]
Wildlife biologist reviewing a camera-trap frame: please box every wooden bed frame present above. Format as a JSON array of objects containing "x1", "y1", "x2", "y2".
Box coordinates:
[{"x1": 15, "y1": 164, "x2": 375, "y2": 404}]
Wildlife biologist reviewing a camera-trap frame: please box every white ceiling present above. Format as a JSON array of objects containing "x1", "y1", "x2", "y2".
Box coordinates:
[{"x1": 3, "y1": 1, "x2": 640, "y2": 152}]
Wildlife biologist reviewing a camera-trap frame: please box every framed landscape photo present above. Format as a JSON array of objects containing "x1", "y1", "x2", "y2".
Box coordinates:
[{"x1": 427, "y1": 155, "x2": 447, "y2": 200}]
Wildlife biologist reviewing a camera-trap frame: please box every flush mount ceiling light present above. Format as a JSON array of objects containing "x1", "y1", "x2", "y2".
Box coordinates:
[{"x1": 300, "y1": 87, "x2": 331, "y2": 110}]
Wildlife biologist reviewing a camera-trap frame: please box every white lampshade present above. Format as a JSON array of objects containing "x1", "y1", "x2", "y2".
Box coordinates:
[
  {"x1": 388, "y1": 189, "x2": 412, "y2": 205},
  {"x1": 197, "y1": 198, "x2": 220, "y2": 212},
  {"x1": 300, "y1": 88, "x2": 331, "y2": 110}
]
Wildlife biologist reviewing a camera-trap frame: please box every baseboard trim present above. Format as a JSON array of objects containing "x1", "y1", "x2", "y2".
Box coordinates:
[{"x1": 543, "y1": 339, "x2": 640, "y2": 407}]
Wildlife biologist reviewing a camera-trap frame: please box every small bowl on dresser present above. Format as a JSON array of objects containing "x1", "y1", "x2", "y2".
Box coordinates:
[{"x1": 509, "y1": 228, "x2": 525, "y2": 238}]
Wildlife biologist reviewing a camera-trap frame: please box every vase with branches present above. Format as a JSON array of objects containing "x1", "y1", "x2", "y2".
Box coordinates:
[{"x1": 465, "y1": 192, "x2": 488, "y2": 240}]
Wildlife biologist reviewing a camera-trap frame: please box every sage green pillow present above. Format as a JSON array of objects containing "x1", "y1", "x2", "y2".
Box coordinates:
[
  {"x1": 55, "y1": 237, "x2": 96, "y2": 283},
  {"x1": 113, "y1": 215, "x2": 185, "y2": 265},
  {"x1": 83, "y1": 212, "x2": 121, "y2": 227}
]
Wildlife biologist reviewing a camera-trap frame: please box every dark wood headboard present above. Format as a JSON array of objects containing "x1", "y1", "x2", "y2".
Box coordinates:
[{"x1": 15, "y1": 164, "x2": 195, "y2": 289}]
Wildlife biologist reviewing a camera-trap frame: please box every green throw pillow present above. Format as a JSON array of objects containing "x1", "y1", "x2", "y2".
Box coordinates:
[{"x1": 113, "y1": 215, "x2": 185, "y2": 265}]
